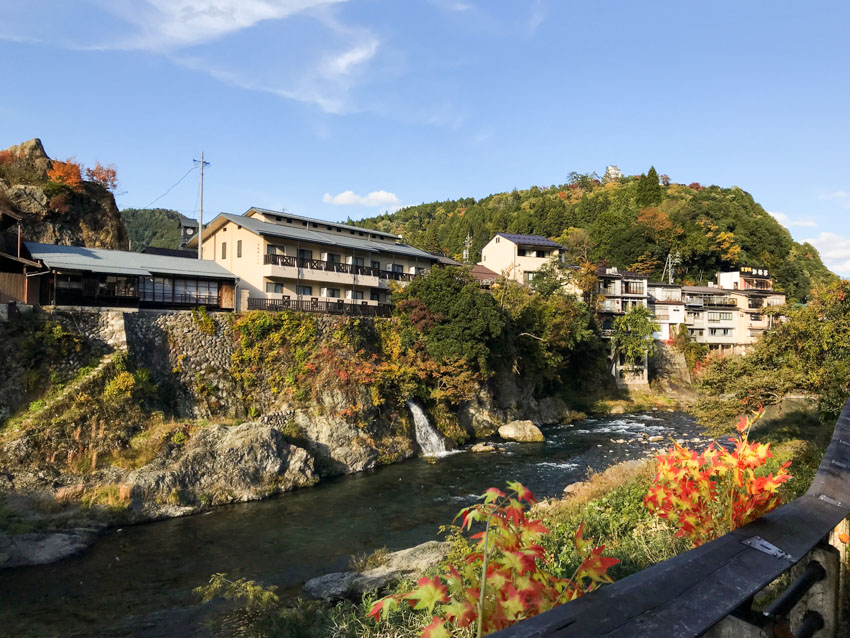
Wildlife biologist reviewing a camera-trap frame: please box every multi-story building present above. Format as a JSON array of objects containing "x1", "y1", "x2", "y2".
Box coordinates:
[
  {"x1": 681, "y1": 285, "x2": 740, "y2": 353},
  {"x1": 647, "y1": 283, "x2": 685, "y2": 341},
  {"x1": 186, "y1": 208, "x2": 440, "y2": 314},
  {"x1": 479, "y1": 233, "x2": 566, "y2": 285},
  {"x1": 595, "y1": 267, "x2": 651, "y2": 386},
  {"x1": 596, "y1": 267, "x2": 649, "y2": 335}
]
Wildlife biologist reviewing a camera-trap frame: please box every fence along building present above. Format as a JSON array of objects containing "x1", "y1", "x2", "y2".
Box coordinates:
[
  {"x1": 23, "y1": 242, "x2": 237, "y2": 309},
  {"x1": 186, "y1": 208, "x2": 441, "y2": 313}
]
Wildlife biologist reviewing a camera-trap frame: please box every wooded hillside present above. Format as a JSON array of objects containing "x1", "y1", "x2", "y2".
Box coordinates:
[{"x1": 356, "y1": 169, "x2": 835, "y2": 302}]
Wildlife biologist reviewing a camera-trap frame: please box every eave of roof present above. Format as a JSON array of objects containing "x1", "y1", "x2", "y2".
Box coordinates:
[
  {"x1": 494, "y1": 232, "x2": 566, "y2": 249},
  {"x1": 24, "y1": 242, "x2": 236, "y2": 280},
  {"x1": 246, "y1": 207, "x2": 400, "y2": 240},
  {"x1": 193, "y1": 213, "x2": 438, "y2": 262}
]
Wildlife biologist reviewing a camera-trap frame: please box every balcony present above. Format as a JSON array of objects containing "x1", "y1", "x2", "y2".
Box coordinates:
[
  {"x1": 264, "y1": 254, "x2": 417, "y2": 281},
  {"x1": 247, "y1": 296, "x2": 393, "y2": 317}
]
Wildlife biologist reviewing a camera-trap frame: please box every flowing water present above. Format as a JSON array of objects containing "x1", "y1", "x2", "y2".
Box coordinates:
[
  {"x1": 406, "y1": 400, "x2": 449, "y2": 456},
  {"x1": 0, "y1": 411, "x2": 707, "y2": 637}
]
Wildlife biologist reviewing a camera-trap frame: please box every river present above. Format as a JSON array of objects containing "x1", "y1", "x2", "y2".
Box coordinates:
[{"x1": 0, "y1": 411, "x2": 706, "y2": 637}]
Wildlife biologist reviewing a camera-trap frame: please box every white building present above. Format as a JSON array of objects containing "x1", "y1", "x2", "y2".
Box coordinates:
[{"x1": 479, "y1": 233, "x2": 566, "y2": 285}]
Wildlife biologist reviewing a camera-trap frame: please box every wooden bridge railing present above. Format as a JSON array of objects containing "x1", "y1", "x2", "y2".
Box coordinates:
[{"x1": 495, "y1": 398, "x2": 850, "y2": 638}]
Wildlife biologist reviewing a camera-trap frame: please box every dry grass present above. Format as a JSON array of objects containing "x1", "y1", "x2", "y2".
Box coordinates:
[{"x1": 535, "y1": 458, "x2": 654, "y2": 520}]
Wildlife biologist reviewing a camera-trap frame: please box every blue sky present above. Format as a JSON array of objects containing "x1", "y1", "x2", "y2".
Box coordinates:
[{"x1": 1, "y1": 1, "x2": 849, "y2": 273}]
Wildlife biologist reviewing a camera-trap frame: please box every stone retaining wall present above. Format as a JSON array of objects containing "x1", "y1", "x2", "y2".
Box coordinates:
[{"x1": 124, "y1": 310, "x2": 241, "y2": 418}]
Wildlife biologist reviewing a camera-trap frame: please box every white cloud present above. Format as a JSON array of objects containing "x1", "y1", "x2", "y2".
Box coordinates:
[
  {"x1": 768, "y1": 211, "x2": 817, "y2": 228},
  {"x1": 0, "y1": 0, "x2": 382, "y2": 114},
  {"x1": 527, "y1": 0, "x2": 546, "y2": 34},
  {"x1": 323, "y1": 190, "x2": 400, "y2": 206},
  {"x1": 98, "y1": 0, "x2": 347, "y2": 50},
  {"x1": 804, "y1": 232, "x2": 850, "y2": 276}
]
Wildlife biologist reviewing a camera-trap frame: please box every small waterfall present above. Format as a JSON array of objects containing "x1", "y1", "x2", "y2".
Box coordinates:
[{"x1": 405, "y1": 400, "x2": 448, "y2": 457}]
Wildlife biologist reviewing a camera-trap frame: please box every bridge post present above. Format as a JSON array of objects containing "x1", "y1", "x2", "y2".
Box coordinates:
[
  {"x1": 788, "y1": 544, "x2": 840, "y2": 637},
  {"x1": 828, "y1": 518, "x2": 849, "y2": 626},
  {"x1": 701, "y1": 614, "x2": 771, "y2": 638}
]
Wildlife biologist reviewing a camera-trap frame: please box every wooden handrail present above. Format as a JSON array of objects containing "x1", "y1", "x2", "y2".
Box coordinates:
[{"x1": 493, "y1": 398, "x2": 850, "y2": 637}]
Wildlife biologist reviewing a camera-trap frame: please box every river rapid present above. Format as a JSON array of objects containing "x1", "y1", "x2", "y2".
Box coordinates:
[{"x1": 0, "y1": 411, "x2": 708, "y2": 637}]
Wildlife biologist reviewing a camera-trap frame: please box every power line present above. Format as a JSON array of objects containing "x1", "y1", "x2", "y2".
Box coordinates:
[{"x1": 145, "y1": 165, "x2": 198, "y2": 208}]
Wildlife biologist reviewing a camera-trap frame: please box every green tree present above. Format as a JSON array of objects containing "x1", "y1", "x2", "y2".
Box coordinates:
[
  {"x1": 394, "y1": 266, "x2": 506, "y2": 374},
  {"x1": 530, "y1": 258, "x2": 566, "y2": 298},
  {"x1": 610, "y1": 305, "x2": 659, "y2": 370},
  {"x1": 695, "y1": 281, "x2": 850, "y2": 428},
  {"x1": 635, "y1": 166, "x2": 662, "y2": 208}
]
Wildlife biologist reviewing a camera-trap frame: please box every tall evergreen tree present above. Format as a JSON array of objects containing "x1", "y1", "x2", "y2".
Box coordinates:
[{"x1": 635, "y1": 166, "x2": 662, "y2": 207}]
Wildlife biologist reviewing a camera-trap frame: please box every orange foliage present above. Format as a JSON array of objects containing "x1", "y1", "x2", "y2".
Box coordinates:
[
  {"x1": 637, "y1": 207, "x2": 672, "y2": 235},
  {"x1": 47, "y1": 158, "x2": 83, "y2": 191},
  {"x1": 85, "y1": 162, "x2": 118, "y2": 191}
]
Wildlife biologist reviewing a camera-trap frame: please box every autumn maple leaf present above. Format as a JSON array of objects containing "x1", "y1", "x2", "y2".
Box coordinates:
[
  {"x1": 368, "y1": 595, "x2": 400, "y2": 621},
  {"x1": 405, "y1": 576, "x2": 449, "y2": 613},
  {"x1": 507, "y1": 480, "x2": 537, "y2": 504},
  {"x1": 422, "y1": 616, "x2": 451, "y2": 638}
]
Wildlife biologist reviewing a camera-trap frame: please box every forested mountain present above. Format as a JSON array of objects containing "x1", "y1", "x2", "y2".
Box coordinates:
[
  {"x1": 120, "y1": 208, "x2": 183, "y2": 252},
  {"x1": 356, "y1": 169, "x2": 836, "y2": 302}
]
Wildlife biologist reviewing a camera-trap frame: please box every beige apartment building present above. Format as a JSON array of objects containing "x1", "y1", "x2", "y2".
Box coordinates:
[
  {"x1": 480, "y1": 233, "x2": 566, "y2": 284},
  {"x1": 186, "y1": 208, "x2": 440, "y2": 313}
]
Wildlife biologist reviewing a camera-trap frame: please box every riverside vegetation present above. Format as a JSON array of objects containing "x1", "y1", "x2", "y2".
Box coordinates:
[{"x1": 0, "y1": 265, "x2": 620, "y2": 556}]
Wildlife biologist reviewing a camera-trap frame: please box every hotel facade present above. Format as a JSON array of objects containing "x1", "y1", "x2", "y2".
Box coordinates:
[{"x1": 186, "y1": 208, "x2": 441, "y2": 313}]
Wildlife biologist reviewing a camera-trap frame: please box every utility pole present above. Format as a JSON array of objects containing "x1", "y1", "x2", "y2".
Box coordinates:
[
  {"x1": 194, "y1": 152, "x2": 210, "y2": 259},
  {"x1": 463, "y1": 233, "x2": 472, "y2": 263}
]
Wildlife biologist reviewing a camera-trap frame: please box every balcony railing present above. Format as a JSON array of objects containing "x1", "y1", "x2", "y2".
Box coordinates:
[
  {"x1": 247, "y1": 297, "x2": 393, "y2": 317},
  {"x1": 685, "y1": 295, "x2": 736, "y2": 307},
  {"x1": 263, "y1": 254, "x2": 417, "y2": 282}
]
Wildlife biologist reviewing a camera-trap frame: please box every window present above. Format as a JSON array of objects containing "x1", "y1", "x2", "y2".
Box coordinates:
[
  {"x1": 708, "y1": 311, "x2": 733, "y2": 322},
  {"x1": 517, "y1": 248, "x2": 527, "y2": 257},
  {"x1": 296, "y1": 285, "x2": 313, "y2": 296},
  {"x1": 326, "y1": 253, "x2": 340, "y2": 263},
  {"x1": 351, "y1": 290, "x2": 364, "y2": 300},
  {"x1": 371, "y1": 260, "x2": 380, "y2": 270},
  {"x1": 353, "y1": 256, "x2": 364, "y2": 267},
  {"x1": 495, "y1": 237, "x2": 500, "y2": 243},
  {"x1": 370, "y1": 290, "x2": 381, "y2": 301},
  {"x1": 237, "y1": 240, "x2": 242, "y2": 258},
  {"x1": 524, "y1": 272, "x2": 537, "y2": 284},
  {"x1": 325, "y1": 288, "x2": 340, "y2": 298},
  {"x1": 266, "y1": 282, "x2": 283, "y2": 294},
  {"x1": 298, "y1": 248, "x2": 313, "y2": 261},
  {"x1": 709, "y1": 328, "x2": 732, "y2": 337},
  {"x1": 267, "y1": 244, "x2": 284, "y2": 255},
  {"x1": 221, "y1": 242, "x2": 226, "y2": 259},
  {"x1": 750, "y1": 314, "x2": 763, "y2": 322},
  {"x1": 392, "y1": 264, "x2": 403, "y2": 273}
]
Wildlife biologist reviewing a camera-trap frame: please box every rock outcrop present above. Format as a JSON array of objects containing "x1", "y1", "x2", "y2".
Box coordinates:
[
  {"x1": 0, "y1": 138, "x2": 128, "y2": 250},
  {"x1": 498, "y1": 420, "x2": 545, "y2": 442},
  {"x1": 304, "y1": 541, "x2": 448, "y2": 601},
  {"x1": 127, "y1": 422, "x2": 318, "y2": 510}
]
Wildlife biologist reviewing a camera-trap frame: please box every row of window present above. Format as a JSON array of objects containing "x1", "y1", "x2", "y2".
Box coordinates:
[
  {"x1": 266, "y1": 245, "x2": 410, "y2": 272},
  {"x1": 265, "y1": 282, "x2": 381, "y2": 301}
]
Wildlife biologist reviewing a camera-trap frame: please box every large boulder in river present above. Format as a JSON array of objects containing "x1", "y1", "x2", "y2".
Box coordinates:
[
  {"x1": 498, "y1": 420, "x2": 544, "y2": 443},
  {"x1": 304, "y1": 541, "x2": 448, "y2": 601},
  {"x1": 127, "y1": 422, "x2": 318, "y2": 508}
]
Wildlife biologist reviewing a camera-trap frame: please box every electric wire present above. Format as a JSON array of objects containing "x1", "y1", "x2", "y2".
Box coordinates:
[{"x1": 144, "y1": 165, "x2": 198, "y2": 208}]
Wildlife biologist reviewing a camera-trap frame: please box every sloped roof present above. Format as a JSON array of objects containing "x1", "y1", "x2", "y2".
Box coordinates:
[
  {"x1": 470, "y1": 264, "x2": 498, "y2": 281},
  {"x1": 25, "y1": 242, "x2": 236, "y2": 279},
  {"x1": 495, "y1": 233, "x2": 565, "y2": 249},
  {"x1": 194, "y1": 213, "x2": 439, "y2": 262},
  {"x1": 247, "y1": 207, "x2": 400, "y2": 240}
]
